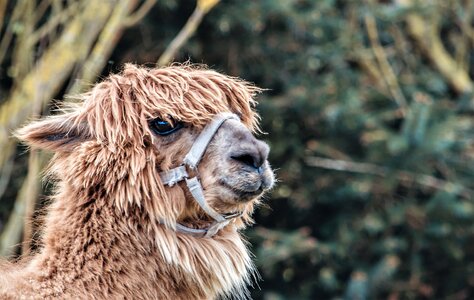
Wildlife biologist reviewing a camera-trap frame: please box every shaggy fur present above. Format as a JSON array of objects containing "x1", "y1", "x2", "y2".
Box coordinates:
[{"x1": 0, "y1": 64, "x2": 274, "y2": 299}]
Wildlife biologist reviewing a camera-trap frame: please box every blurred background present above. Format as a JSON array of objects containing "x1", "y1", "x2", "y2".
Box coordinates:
[{"x1": 1, "y1": 0, "x2": 474, "y2": 299}]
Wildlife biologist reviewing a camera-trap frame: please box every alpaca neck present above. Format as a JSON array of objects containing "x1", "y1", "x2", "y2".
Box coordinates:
[
  {"x1": 27, "y1": 186, "x2": 179, "y2": 298},
  {"x1": 27, "y1": 183, "x2": 253, "y2": 299}
]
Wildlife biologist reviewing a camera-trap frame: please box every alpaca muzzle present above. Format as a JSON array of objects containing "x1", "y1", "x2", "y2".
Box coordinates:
[{"x1": 159, "y1": 113, "x2": 244, "y2": 238}]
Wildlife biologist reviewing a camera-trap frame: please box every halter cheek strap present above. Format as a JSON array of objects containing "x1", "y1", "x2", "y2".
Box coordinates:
[{"x1": 159, "y1": 113, "x2": 241, "y2": 238}]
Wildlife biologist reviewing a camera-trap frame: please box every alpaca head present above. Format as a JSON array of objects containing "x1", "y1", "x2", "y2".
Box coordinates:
[{"x1": 17, "y1": 64, "x2": 274, "y2": 235}]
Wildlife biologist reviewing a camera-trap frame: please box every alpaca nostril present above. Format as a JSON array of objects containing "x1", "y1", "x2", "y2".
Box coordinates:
[
  {"x1": 229, "y1": 135, "x2": 269, "y2": 170},
  {"x1": 231, "y1": 153, "x2": 263, "y2": 169}
]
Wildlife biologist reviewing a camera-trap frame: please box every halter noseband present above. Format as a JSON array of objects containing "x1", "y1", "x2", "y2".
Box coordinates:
[{"x1": 159, "y1": 113, "x2": 242, "y2": 238}]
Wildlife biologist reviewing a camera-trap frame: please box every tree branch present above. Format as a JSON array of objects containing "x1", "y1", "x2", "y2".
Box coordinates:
[
  {"x1": 157, "y1": 0, "x2": 220, "y2": 66},
  {"x1": 403, "y1": 6, "x2": 473, "y2": 94},
  {"x1": 0, "y1": 0, "x2": 8, "y2": 35},
  {"x1": 0, "y1": 0, "x2": 25, "y2": 65},
  {"x1": 0, "y1": 150, "x2": 45, "y2": 257},
  {"x1": 27, "y1": 1, "x2": 80, "y2": 47},
  {"x1": 306, "y1": 156, "x2": 473, "y2": 199},
  {"x1": 0, "y1": 150, "x2": 14, "y2": 201},
  {"x1": 122, "y1": 0, "x2": 156, "y2": 28},
  {"x1": 364, "y1": 13, "x2": 407, "y2": 115},
  {"x1": 20, "y1": 150, "x2": 42, "y2": 256},
  {"x1": 68, "y1": 0, "x2": 138, "y2": 94},
  {"x1": 0, "y1": 0, "x2": 114, "y2": 172}
]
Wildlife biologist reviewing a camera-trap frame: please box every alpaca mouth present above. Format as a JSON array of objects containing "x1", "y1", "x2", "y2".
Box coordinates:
[{"x1": 221, "y1": 180, "x2": 264, "y2": 202}]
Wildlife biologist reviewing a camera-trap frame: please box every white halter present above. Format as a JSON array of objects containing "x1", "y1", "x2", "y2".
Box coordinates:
[{"x1": 159, "y1": 113, "x2": 242, "y2": 238}]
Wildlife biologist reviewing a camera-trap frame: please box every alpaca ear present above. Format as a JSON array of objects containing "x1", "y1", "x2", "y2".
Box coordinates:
[{"x1": 16, "y1": 115, "x2": 89, "y2": 152}]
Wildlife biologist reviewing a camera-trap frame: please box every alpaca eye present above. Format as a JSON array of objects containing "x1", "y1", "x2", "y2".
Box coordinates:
[{"x1": 150, "y1": 119, "x2": 183, "y2": 136}]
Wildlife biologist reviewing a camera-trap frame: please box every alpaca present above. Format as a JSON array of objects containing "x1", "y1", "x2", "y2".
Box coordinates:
[{"x1": 0, "y1": 64, "x2": 274, "y2": 299}]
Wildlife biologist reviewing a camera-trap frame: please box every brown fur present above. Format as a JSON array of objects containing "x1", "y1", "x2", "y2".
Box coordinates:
[{"x1": 0, "y1": 64, "x2": 274, "y2": 299}]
